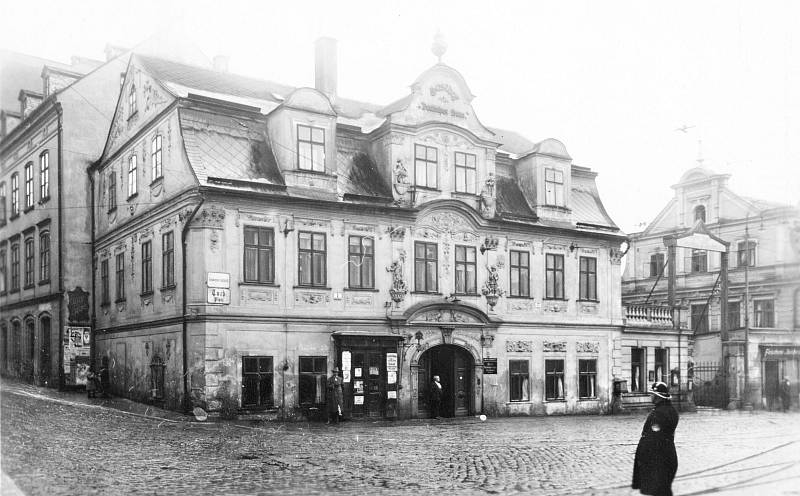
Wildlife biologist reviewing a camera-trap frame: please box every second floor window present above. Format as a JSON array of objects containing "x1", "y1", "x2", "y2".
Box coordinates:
[
  {"x1": 727, "y1": 301, "x2": 740, "y2": 330},
  {"x1": 579, "y1": 257, "x2": 597, "y2": 301},
  {"x1": 162, "y1": 231, "x2": 174, "y2": 288},
  {"x1": 690, "y1": 249, "x2": 707, "y2": 273},
  {"x1": 737, "y1": 241, "x2": 756, "y2": 267},
  {"x1": 39, "y1": 231, "x2": 50, "y2": 283},
  {"x1": 414, "y1": 241, "x2": 438, "y2": 293},
  {"x1": 649, "y1": 253, "x2": 665, "y2": 277},
  {"x1": 39, "y1": 151, "x2": 49, "y2": 200},
  {"x1": 0, "y1": 247, "x2": 6, "y2": 294},
  {"x1": 141, "y1": 241, "x2": 152, "y2": 294},
  {"x1": 414, "y1": 144, "x2": 438, "y2": 189},
  {"x1": 509, "y1": 250, "x2": 530, "y2": 297},
  {"x1": 454, "y1": 245, "x2": 477, "y2": 294},
  {"x1": 11, "y1": 173, "x2": 19, "y2": 216},
  {"x1": 297, "y1": 125, "x2": 325, "y2": 172},
  {"x1": 115, "y1": 252, "x2": 125, "y2": 301},
  {"x1": 127, "y1": 155, "x2": 138, "y2": 197},
  {"x1": 348, "y1": 236, "x2": 374, "y2": 289},
  {"x1": 108, "y1": 171, "x2": 117, "y2": 211},
  {"x1": 753, "y1": 299, "x2": 775, "y2": 328},
  {"x1": 454, "y1": 152, "x2": 476, "y2": 194},
  {"x1": 244, "y1": 227, "x2": 274, "y2": 284},
  {"x1": 100, "y1": 259, "x2": 109, "y2": 305},
  {"x1": 545, "y1": 253, "x2": 564, "y2": 299},
  {"x1": 545, "y1": 168, "x2": 564, "y2": 206},
  {"x1": 23, "y1": 237, "x2": 34, "y2": 288},
  {"x1": 298, "y1": 232, "x2": 326, "y2": 287},
  {"x1": 691, "y1": 304, "x2": 708, "y2": 334},
  {"x1": 0, "y1": 182, "x2": 6, "y2": 224},
  {"x1": 10, "y1": 243, "x2": 20, "y2": 291},
  {"x1": 151, "y1": 135, "x2": 163, "y2": 181},
  {"x1": 24, "y1": 162, "x2": 34, "y2": 209}
]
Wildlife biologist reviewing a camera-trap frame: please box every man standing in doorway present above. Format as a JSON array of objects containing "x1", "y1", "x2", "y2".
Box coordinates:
[
  {"x1": 632, "y1": 382, "x2": 679, "y2": 496},
  {"x1": 430, "y1": 375, "x2": 443, "y2": 419},
  {"x1": 326, "y1": 367, "x2": 343, "y2": 424}
]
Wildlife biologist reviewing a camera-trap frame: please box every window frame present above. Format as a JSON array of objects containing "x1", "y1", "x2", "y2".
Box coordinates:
[
  {"x1": 737, "y1": 240, "x2": 756, "y2": 268},
  {"x1": 243, "y1": 226, "x2": 275, "y2": 285},
  {"x1": 298, "y1": 356, "x2": 327, "y2": 407},
  {"x1": 691, "y1": 303, "x2": 709, "y2": 334},
  {"x1": 141, "y1": 240, "x2": 152, "y2": 295},
  {"x1": 545, "y1": 253, "x2": 565, "y2": 300},
  {"x1": 23, "y1": 236, "x2": 34, "y2": 289},
  {"x1": 509, "y1": 250, "x2": 530, "y2": 297},
  {"x1": 162, "y1": 231, "x2": 175, "y2": 289},
  {"x1": 39, "y1": 151, "x2": 50, "y2": 201},
  {"x1": 690, "y1": 249, "x2": 707, "y2": 273},
  {"x1": 0, "y1": 246, "x2": 6, "y2": 295},
  {"x1": 545, "y1": 359, "x2": 565, "y2": 401},
  {"x1": 24, "y1": 162, "x2": 34, "y2": 210},
  {"x1": 296, "y1": 124, "x2": 326, "y2": 173},
  {"x1": 115, "y1": 252, "x2": 125, "y2": 302},
  {"x1": 0, "y1": 181, "x2": 6, "y2": 225},
  {"x1": 649, "y1": 253, "x2": 665, "y2": 278},
  {"x1": 753, "y1": 299, "x2": 775, "y2": 328},
  {"x1": 727, "y1": 300, "x2": 740, "y2": 330},
  {"x1": 579, "y1": 256, "x2": 597, "y2": 301},
  {"x1": 544, "y1": 168, "x2": 565, "y2": 206},
  {"x1": 509, "y1": 359, "x2": 530, "y2": 402},
  {"x1": 297, "y1": 231, "x2": 326, "y2": 287},
  {"x1": 348, "y1": 235, "x2": 375, "y2": 289},
  {"x1": 127, "y1": 155, "x2": 138, "y2": 198},
  {"x1": 151, "y1": 135, "x2": 163, "y2": 182},
  {"x1": 694, "y1": 205, "x2": 706, "y2": 223},
  {"x1": 454, "y1": 151, "x2": 477, "y2": 194},
  {"x1": 414, "y1": 144, "x2": 438, "y2": 190},
  {"x1": 10, "y1": 173, "x2": 19, "y2": 216},
  {"x1": 242, "y1": 356, "x2": 274, "y2": 409},
  {"x1": 10, "y1": 243, "x2": 20, "y2": 292},
  {"x1": 578, "y1": 359, "x2": 597, "y2": 399},
  {"x1": 128, "y1": 83, "x2": 136, "y2": 116},
  {"x1": 100, "y1": 259, "x2": 110, "y2": 305},
  {"x1": 631, "y1": 347, "x2": 646, "y2": 393},
  {"x1": 414, "y1": 241, "x2": 438, "y2": 293},
  {"x1": 107, "y1": 171, "x2": 117, "y2": 212},
  {"x1": 454, "y1": 245, "x2": 477, "y2": 295},
  {"x1": 38, "y1": 230, "x2": 50, "y2": 283}
]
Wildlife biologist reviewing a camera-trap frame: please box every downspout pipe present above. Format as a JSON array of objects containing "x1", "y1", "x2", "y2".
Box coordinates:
[
  {"x1": 181, "y1": 199, "x2": 204, "y2": 412},
  {"x1": 56, "y1": 103, "x2": 65, "y2": 390},
  {"x1": 87, "y1": 163, "x2": 97, "y2": 367}
]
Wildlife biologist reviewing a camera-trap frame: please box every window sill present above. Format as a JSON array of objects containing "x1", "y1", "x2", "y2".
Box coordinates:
[
  {"x1": 38, "y1": 196, "x2": 50, "y2": 205},
  {"x1": 411, "y1": 291, "x2": 443, "y2": 296},
  {"x1": 38, "y1": 279, "x2": 50, "y2": 286},
  {"x1": 542, "y1": 204, "x2": 570, "y2": 212},
  {"x1": 544, "y1": 297, "x2": 568, "y2": 301},
  {"x1": 240, "y1": 282, "x2": 279, "y2": 288},
  {"x1": 115, "y1": 298, "x2": 127, "y2": 304},
  {"x1": 413, "y1": 186, "x2": 441, "y2": 192},
  {"x1": 100, "y1": 302, "x2": 110, "y2": 308},
  {"x1": 140, "y1": 291, "x2": 154, "y2": 298},
  {"x1": 107, "y1": 207, "x2": 117, "y2": 215},
  {"x1": 127, "y1": 110, "x2": 138, "y2": 121},
  {"x1": 544, "y1": 398, "x2": 566, "y2": 403},
  {"x1": 507, "y1": 295, "x2": 533, "y2": 299},
  {"x1": 127, "y1": 193, "x2": 138, "y2": 201},
  {"x1": 345, "y1": 287, "x2": 379, "y2": 292},
  {"x1": 507, "y1": 400, "x2": 533, "y2": 404},
  {"x1": 9, "y1": 213, "x2": 20, "y2": 221},
  {"x1": 150, "y1": 177, "x2": 164, "y2": 187},
  {"x1": 293, "y1": 285, "x2": 330, "y2": 290},
  {"x1": 23, "y1": 206, "x2": 34, "y2": 213},
  {"x1": 160, "y1": 284, "x2": 177, "y2": 291},
  {"x1": 23, "y1": 284, "x2": 35, "y2": 290},
  {"x1": 578, "y1": 397, "x2": 598, "y2": 401},
  {"x1": 452, "y1": 191, "x2": 479, "y2": 198},
  {"x1": 578, "y1": 299, "x2": 600, "y2": 303},
  {"x1": 452, "y1": 292, "x2": 479, "y2": 297},
  {"x1": 294, "y1": 168, "x2": 330, "y2": 176}
]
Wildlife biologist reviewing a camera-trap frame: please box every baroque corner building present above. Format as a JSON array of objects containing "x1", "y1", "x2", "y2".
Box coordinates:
[{"x1": 90, "y1": 38, "x2": 627, "y2": 418}]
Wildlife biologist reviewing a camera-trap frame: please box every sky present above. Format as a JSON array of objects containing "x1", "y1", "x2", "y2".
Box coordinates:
[{"x1": 1, "y1": 0, "x2": 798, "y2": 233}]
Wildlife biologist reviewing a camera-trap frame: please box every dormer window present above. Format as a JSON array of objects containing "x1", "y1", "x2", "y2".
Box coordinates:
[
  {"x1": 454, "y1": 152, "x2": 476, "y2": 194},
  {"x1": 694, "y1": 205, "x2": 706, "y2": 223},
  {"x1": 128, "y1": 83, "x2": 137, "y2": 116},
  {"x1": 297, "y1": 124, "x2": 325, "y2": 172},
  {"x1": 545, "y1": 168, "x2": 564, "y2": 206},
  {"x1": 414, "y1": 144, "x2": 438, "y2": 189}
]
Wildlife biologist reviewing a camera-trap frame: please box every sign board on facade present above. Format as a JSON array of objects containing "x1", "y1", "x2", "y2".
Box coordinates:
[
  {"x1": 386, "y1": 353, "x2": 398, "y2": 372},
  {"x1": 483, "y1": 358, "x2": 498, "y2": 374},
  {"x1": 762, "y1": 346, "x2": 800, "y2": 359},
  {"x1": 63, "y1": 326, "x2": 91, "y2": 386},
  {"x1": 207, "y1": 288, "x2": 231, "y2": 304},
  {"x1": 207, "y1": 272, "x2": 230, "y2": 289}
]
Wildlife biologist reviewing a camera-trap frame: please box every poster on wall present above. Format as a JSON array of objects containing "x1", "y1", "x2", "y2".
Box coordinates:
[
  {"x1": 63, "y1": 326, "x2": 91, "y2": 387},
  {"x1": 341, "y1": 351, "x2": 351, "y2": 371},
  {"x1": 387, "y1": 371, "x2": 397, "y2": 384},
  {"x1": 354, "y1": 395, "x2": 364, "y2": 405},
  {"x1": 343, "y1": 370, "x2": 351, "y2": 383},
  {"x1": 386, "y1": 353, "x2": 398, "y2": 372}
]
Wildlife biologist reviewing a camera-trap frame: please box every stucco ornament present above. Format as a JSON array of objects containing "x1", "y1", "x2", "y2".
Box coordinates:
[
  {"x1": 393, "y1": 159, "x2": 409, "y2": 195},
  {"x1": 480, "y1": 174, "x2": 496, "y2": 218},
  {"x1": 387, "y1": 256, "x2": 408, "y2": 304},
  {"x1": 481, "y1": 264, "x2": 505, "y2": 310}
]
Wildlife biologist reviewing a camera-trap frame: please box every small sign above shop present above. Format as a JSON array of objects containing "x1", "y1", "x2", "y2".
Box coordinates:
[{"x1": 483, "y1": 358, "x2": 498, "y2": 374}]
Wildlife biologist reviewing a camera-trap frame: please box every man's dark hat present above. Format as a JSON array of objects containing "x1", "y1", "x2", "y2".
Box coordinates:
[{"x1": 648, "y1": 381, "x2": 671, "y2": 399}]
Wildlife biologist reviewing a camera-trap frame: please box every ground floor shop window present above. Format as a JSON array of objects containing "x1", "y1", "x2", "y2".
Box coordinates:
[
  {"x1": 654, "y1": 349, "x2": 668, "y2": 384},
  {"x1": 299, "y1": 356, "x2": 327, "y2": 407},
  {"x1": 578, "y1": 359, "x2": 596, "y2": 398},
  {"x1": 242, "y1": 356, "x2": 273, "y2": 408},
  {"x1": 509, "y1": 360, "x2": 529, "y2": 401},
  {"x1": 545, "y1": 359, "x2": 565, "y2": 400},
  {"x1": 631, "y1": 347, "x2": 645, "y2": 392}
]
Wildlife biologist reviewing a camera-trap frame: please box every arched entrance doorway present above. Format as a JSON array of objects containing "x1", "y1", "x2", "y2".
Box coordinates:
[{"x1": 418, "y1": 345, "x2": 473, "y2": 417}]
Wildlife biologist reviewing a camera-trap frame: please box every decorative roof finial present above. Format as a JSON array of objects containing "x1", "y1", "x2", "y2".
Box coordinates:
[{"x1": 432, "y1": 30, "x2": 447, "y2": 63}]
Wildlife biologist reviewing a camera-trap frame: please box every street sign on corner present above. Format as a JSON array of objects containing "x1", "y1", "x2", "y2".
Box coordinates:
[{"x1": 207, "y1": 272, "x2": 230, "y2": 289}]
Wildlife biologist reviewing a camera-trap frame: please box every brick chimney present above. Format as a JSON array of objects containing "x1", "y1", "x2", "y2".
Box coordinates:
[
  {"x1": 213, "y1": 55, "x2": 229, "y2": 73},
  {"x1": 314, "y1": 37, "x2": 337, "y2": 97}
]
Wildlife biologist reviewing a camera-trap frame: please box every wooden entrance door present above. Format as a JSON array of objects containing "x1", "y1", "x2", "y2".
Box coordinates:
[
  {"x1": 764, "y1": 360, "x2": 780, "y2": 410},
  {"x1": 418, "y1": 345, "x2": 472, "y2": 417},
  {"x1": 352, "y1": 351, "x2": 384, "y2": 418}
]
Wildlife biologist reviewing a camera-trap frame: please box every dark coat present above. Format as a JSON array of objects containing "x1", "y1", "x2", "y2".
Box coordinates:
[
  {"x1": 327, "y1": 375, "x2": 343, "y2": 414},
  {"x1": 430, "y1": 380, "x2": 443, "y2": 402},
  {"x1": 632, "y1": 400, "x2": 679, "y2": 496}
]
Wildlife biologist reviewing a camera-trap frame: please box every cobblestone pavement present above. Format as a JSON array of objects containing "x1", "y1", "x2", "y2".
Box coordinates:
[{"x1": 2, "y1": 378, "x2": 800, "y2": 496}]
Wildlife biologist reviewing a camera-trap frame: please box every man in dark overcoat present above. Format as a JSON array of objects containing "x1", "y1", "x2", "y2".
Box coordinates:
[
  {"x1": 326, "y1": 367, "x2": 343, "y2": 424},
  {"x1": 429, "y1": 375, "x2": 443, "y2": 419},
  {"x1": 632, "y1": 381, "x2": 679, "y2": 496}
]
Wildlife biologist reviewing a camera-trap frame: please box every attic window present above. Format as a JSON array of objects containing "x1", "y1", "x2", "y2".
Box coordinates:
[
  {"x1": 297, "y1": 124, "x2": 325, "y2": 172},
  {"x1": 545, "y1": 168, "x2": 564, "y2": 206}
]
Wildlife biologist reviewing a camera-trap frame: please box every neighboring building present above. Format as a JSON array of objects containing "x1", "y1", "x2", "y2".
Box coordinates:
[
  {"x1": 622, "y1": 167, "x2": 800, "y2": 410},
  {"x1": 0, "y1": 51, "x2": 126, "y2": 387},
  {"x1": 90, "y1": 37, "x2": 627, "y2": 419}
]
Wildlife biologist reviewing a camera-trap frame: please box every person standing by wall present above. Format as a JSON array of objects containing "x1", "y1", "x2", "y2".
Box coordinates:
[
  {"x1": 781, "y1": 377, "x2": 792, "y2": 412},
  {"x1": 632, "y1": 381, "x2": 679, "y2": 496},
  {"x1": 429, "y1": 375, "x2": 443, "y2": 419},
  {"x1": 326, "y1": 367, "x2": 343, "y2": 424}
]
